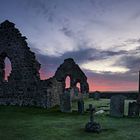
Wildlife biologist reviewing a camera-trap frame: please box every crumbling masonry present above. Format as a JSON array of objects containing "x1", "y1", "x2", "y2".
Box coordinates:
[
  {"x1": 0, "y1": 20, "x2": 89, "y2": 108},
  {"x1": 54, "y1": 58, "x2": 89, "y2": 94}
]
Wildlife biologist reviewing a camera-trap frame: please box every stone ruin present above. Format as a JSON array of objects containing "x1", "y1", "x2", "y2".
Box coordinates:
[
  {"x1": 54, "y1": 58, "x2": 89, "y2": 112},
  {"x1": 0, "y1": 20, "x2": 63, "y2": 108},
  {"x1": 0, "y1": 20, "x2": 89, "y2": 109},
  {"x1": 54, "y1": 58, "x2": 89, "y2": 95}
]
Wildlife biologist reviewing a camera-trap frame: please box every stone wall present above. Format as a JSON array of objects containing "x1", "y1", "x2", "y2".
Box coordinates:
[
  {"x1": 54, "y1": 58, "x2": 89, "y2": 94},
  {"x1": 0, "y1": 20, "x2": 89, "y2": 109},
  {"x1": 0, "y1": 78, "x2": 63, "y2": 108},
  {"x1": 0, "y1": 20, "x2": 63, "y2": 108}
]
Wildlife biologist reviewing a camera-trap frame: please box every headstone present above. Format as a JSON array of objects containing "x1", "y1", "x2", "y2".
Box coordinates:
[
  {"x1": 60, "y1": 92, "x2": 71, "y2": 112},
  {"x1": 128, "y1": 102, "x2": 139, "y2": 117},
  {"x1": 85, "y1": 104, "x2": 101, "y2": 133},
  {"x1": 110, "y1": 95, "x2": 125, "y2": 117},
  {"x1": 78, "y1": 100, "x2": 84, "y2": 114}
]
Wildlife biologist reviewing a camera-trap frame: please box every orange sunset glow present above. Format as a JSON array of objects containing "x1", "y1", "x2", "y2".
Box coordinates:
[
  {"x1": 4, "y1": 61, "x2": 139, "y2": 92},
  {"x1": 4, "y1": 62, "x2": 139, "y2": 92}
]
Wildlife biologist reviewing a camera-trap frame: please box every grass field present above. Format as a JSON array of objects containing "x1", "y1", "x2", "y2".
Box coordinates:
[{"x1": 0, "y1": 99, "x2": 140, "y2": 140}]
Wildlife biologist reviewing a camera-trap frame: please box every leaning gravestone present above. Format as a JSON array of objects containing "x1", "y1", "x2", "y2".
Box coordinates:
[
  {"x1": 78, "y1": 100, "x2": 84, "y2": 114},
  {"x1": 110, "y1": 95, "x2": 125, "y2": 117},
  {"x1": 128, "y1": 102, "x2": 139, "y2": 117},
  {"x1": 60, "y1": 91, "x2": 71, "y2": 112}
]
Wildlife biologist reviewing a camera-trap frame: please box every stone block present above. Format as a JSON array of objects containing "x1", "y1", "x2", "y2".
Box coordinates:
[
  {"x1": 60, "y1": 93, "x2": 71, "y2": 112},
  {"x1": 110, "y1": 95, "x2": 125, "y2": 117},
  {"x1": 78, "y1": 100, "x2": 84, "y2": 114}
]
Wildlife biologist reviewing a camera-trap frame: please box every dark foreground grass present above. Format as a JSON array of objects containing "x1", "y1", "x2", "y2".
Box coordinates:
[{"x1": 0, "y1": 99, "x2": 140, "y2": 140}]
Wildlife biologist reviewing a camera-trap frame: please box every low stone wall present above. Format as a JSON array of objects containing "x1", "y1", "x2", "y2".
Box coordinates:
[{"x1": 0, "y1": 78, "x2": 63, "y2": 108}]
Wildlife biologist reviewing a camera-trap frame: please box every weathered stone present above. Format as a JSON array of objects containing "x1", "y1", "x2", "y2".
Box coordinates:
[
  {"x1": 77, "y1": 100, "x2": 84, "y2": 114},
  {"x1": 110, "y1": 95, "x2": 125, "y2": 117},
  {"x1": 128, "y1": 102, "x2": 139, "y2": 117},
  {"x1": 60, "y1": 92, "x2": 71, "y2": 112},
  {"x1": 54, "y1": 58, "x2": 89, "y2": 112},
  {"x1": 85, "y1": 122, "x2": 101, "y2": 133},
  {"x1": 85, "y1": 104, "x2": 101, "y2": 133},
  {"x1": 54, "y1": 58, "x2": 89, "y2": 94},
  {"x1": 70, "y1": 87, "x2": 83, "y2": 101},
  {"x1": 0, "y1": 20, "x2": 63, "y2": 108},
  {"x1": 0, "y1": 20, "x2": 89, "y2": 111}
]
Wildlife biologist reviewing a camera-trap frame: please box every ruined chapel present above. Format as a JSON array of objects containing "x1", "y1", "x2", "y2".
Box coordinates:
[{"x1": 0, "y1": 20, "x2": 89, "y2": 108}]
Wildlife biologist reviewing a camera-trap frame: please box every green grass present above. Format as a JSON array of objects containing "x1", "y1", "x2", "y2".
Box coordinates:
[{"x1": 0, "y1": 99, "x2": 140, "y2": 140}]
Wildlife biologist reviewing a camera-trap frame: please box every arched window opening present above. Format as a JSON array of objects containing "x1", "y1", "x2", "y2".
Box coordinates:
[
  {"x1": 4, "y1": 57, "x2": 12, "y2": 81},
  {"x1": 76, "y1": 82, "x2": 81, "y2": 93},
  {"x1": 65, "y1": 76, "x2": 71, "y2": 89}
]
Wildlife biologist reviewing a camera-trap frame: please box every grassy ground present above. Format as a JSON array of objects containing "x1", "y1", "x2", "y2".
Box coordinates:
[{"x1": 0, "y1": 99, "x2": 140, "y2": 140}]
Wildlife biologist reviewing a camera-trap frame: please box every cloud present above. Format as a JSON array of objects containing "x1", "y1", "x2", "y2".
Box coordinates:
[
  {"x1": 35, "y1": 44, "x2": 128, "y2": 65},
  {"x1": 32, "y1": 43, "x2": 130, "y2": 77},
  {"x1": 125, "y1": 38, "x2": 140, "y2": 44},
  {"x1": 114, "y1": 45, "x2": 140, "y2": 73},
  {"x1": 118, "y1": 55, "x2": 140, "y2": 73},
  {"x1": 81, "y1": 57, "x2": 129, "y2": 74},
  {"x1": 60, "y1": 27, "x2": 74, "y2": 38}
]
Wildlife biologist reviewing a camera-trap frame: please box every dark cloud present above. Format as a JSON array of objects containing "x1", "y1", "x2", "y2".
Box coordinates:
[
  {"x1": 34, "y1": 46, "x2": 128, "y2": 65},
  {"x1": 113, "y1": 45, "x2": 140, "y2": 74},
  {"x1": 84, "y1": 69, "x2": 138, "y2": 83},
  {"x1": 31, "y1": 44, "x2": 128, "y2": 75},
  {"x1": 60, "y1": 27, "x2": 74, "y2": 38},
  {"x1": 125, "y1": 38, "x2": 140, "y2": 44},
  {"x1": 136, "y1": 46, "x2": 140, "y2": 52},
  {"x1": 118, "y1": 55, "x2": 140, "y2": 73}
]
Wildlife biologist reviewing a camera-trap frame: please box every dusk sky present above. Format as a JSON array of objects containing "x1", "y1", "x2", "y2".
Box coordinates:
[{"x1": 0, "y1": 0, "x2": 140, "y2": 91}]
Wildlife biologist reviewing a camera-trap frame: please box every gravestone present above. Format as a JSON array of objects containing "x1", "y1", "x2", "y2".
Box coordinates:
[
  {"x1": 78, "y1": 100, "x2": 84, "y2": 114},
  {"x1": 128, "y1": 102, "x2": 139, "y2": 117},
  {"x1": 85, "y1": 104, "x2": 101, "y2": 133},
  {"x1": 60, "y1": 91, "x2": 71, "y2": 112},
  {"x1": 110, "y1": 95, "x2": 125, "y2": 117}
]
